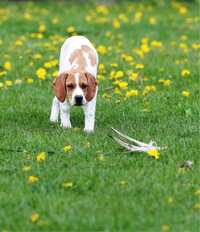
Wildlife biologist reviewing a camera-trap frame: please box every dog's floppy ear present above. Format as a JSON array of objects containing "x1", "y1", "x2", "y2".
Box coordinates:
[
  {"x1": 52, "y1": 72, "x2": 68, "y2": 102},
  {"x1": 85, "y1": 72, "x2": 97, "y2": 102}
]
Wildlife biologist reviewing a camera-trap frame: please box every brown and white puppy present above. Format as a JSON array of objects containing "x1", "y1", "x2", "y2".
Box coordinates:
[{"x1": 50, "y1": 36, "x2": 98, "y2": 133}]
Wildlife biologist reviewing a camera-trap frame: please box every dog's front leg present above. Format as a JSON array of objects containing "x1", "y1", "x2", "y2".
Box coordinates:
[
  {"x1": 60, "y1": 101, "x2": 72, "y2": 128},
  {"x1": 50, "y1": 96, "x2": 60, "y2": 123},
  {"x1": 83, "y1": 95, "x2": 97, "y2": 133}
]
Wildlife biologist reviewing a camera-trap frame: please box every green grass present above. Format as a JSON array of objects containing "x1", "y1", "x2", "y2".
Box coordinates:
[{"x1": 0, "y1": 0, "x2": 199, "y2": 231}]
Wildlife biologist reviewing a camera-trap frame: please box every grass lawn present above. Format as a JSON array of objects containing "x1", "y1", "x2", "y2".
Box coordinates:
[{"x1": 0, "y1": 0, "x2": 199, "y2": 231}]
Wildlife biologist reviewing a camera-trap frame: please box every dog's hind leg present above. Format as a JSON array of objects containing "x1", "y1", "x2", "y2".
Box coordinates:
[{"x1": 50, "y1": 96, "x2": 60, "y2": 123}]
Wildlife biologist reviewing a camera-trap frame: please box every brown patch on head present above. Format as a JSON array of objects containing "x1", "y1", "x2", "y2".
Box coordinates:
[
  {"x1": 83, "y1": 72, "x2": 97, "y2": 102},
  {"x1": 52, "y1": 72, "x2": 68, "y2": 102},
  {"x1": 65, "y1": 72, "x2": 76, "y2": 99},
  {"x1": 69, "y1": 45, "x2": 97, "y2": 72},
  {"x1": 79, "y1": 73, "x2": 89, "y2": 96},
  {"x1": 53, "y1": 72, "x2": 76, "y2": 102},
  {"x1": 81, "y1": 45, "x2": 97, "y2": 66}
]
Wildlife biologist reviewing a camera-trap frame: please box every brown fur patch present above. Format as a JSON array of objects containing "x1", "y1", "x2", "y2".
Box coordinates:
[
  {"x1": 65, "y1": 73, "x2": 76, "y2": 99},
  {"x1": 69, "y1": 45, "x2": 97, "y2": 72},
  {"x1": 81, "y1": 45, "x2": 97, "y2": 66},
  {"x1": 69, "y1": 49, "x2": 86, "y2": 72},
  {"x1": 84, "y1": 72, "x2": 97, "y2": 102},
  {"x1": 53, "y1": 72, "x2": 76, "y2": 102},
  {"x1": 53, "y1": 72, "x2": 68, "y2": 102}
]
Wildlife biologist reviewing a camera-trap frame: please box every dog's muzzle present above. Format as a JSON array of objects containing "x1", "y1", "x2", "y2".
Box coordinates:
[{"x1": 74, "y1": 95, "x2": 83, "y2": 106}]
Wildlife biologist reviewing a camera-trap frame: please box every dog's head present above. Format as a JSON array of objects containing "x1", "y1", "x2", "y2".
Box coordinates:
[{"x1": 53, "y1": 71, "x2": 97, "y2": 106}]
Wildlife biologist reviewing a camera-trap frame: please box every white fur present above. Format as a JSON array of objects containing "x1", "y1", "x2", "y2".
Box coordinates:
[{"x1": 50, "y1": 36, "x2": 98, "y2": 133}]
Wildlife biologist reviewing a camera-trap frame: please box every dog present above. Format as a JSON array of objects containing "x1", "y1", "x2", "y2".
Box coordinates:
[{"x1": 50, "y1": 36, "x2": 98, "y2": 133}]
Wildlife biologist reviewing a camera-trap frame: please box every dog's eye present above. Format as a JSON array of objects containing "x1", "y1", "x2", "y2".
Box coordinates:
[
  {"x1": 81, "y1": 83, "x2": 87, "y2": 89},
  {"x1": 67, "y1": 84, "x2": 75, "y2": 89}
]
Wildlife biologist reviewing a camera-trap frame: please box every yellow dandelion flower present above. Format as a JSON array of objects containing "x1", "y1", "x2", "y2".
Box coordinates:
[
  {"x1": 28, "y1": 175, "x2": 39, "y2": 184},
  {"x1": 110, "y1": 63, "x2": 118, "y2": 68},
  {"x1": 27, "y1": 78, "x2": 33, "y2": 84},
  {"x1": 147, "y1": 148, "x2": 159, "y2": 159},
  {"x1": 73, "y1": 127, "x2": 81, "y2": 132},
  {"x1": 119, "y1": 180, "x2": 128, "y2": 186},
  {"x1": 105, "y1": 31, "x2": 112, "y2": 37},
  {"x1": 95, "y1": 154, "x2": 105, "y2": 161},
  {"x1": 38, "y1": 24, "x2": 46, "y2": 33},
  {"x1": 63, "y1": 145, "x2": 72, "y2": 153},
  {"x1": 36, "y1": 152, "x2": 46, "y2": 162},
  {"x1": 15, "y1": 39, "x2": 23, "y2": 46},
  {"x1": 99, "y1": 63, "x2": 105, "y2": 74},
  {"x1": 115, "y1": 71, "x2": 124, "y2": 78},
  {"x1": 62, "y1": 181, "x2": 73, "y2": 188},
  {"x1": 121, "y1": 54, "x2": 133, "y2": 62},
  {"x1": 119, "y1": 14, "x2": 128, "y2": 23},
  {"x1": 125, "y1": 89, "x2": 138, "y2": 97},
  {"x1": 0, "y1": 71, "x2": 6, "y2": 77},
  {"x1": 163, "y1": 80, "x2": 172, "y2": 86},
  {"x1": 118, "y1": 81, "x2": 128, "y2": 89},
  {"x1": 182, "y1": 90, "x2": 190, "y2": 97},
  {"x1": 180, "y1": 35, "x2": 187, "y2": 41},
  {"x1": 129, "y1": 72, "x2": 138, "y2": 81},
  {"x1": 162, "y1": 224, "x2": 169, "y2": 232},
  {"x1": 151, "y1": 40, "x2": 162, "y2": 48},
  {"x1": 97, "y1": 45, "x2": 107, "y2": 55},
  {"x1": 36, "y1": 68, "x2": 46, "y2": 80},
  {"x1": 181, "y1": 69, "x2": 190, "y2": 77},
  {"x1": 133, "y1": 11, "x2": 143, "y2": 23},
  {"x1": 50, "y1": 59, "x2": 58, "y2": 66},
  {"x1": 44, "y1": 62, "x2": 52, "y2": 69},
  {"x1": 114, "y1": 87, "x2": 121, "y2": 94},
  {"x1": 133, "y1": 48, "x2": 144, "y2": 58},
  {"x1": 159, "y1": 79, "x2": 172, "y2": 86},
  {"x1": 96, "y1": 5, "x2": 108, "y2": 15},
  {"x1": 0, "y1": 82, "x2": 4, "y2": 88},
  {"x1": 5, "y1": 80, "x2": 13, "y2": 87},
  {"x1": 143, "y1": 85, "x2": 156, "y2": 95},
  {"x1": 97, "y1": 74, "x2": 104, "y2": 81},
  {"x1": 31, "y1": 213, "x2": 39, "y2": 223},
  {"x1": 33, "y1": 53, "x2": 42, "y2": 59},
  {"x1": 22, "y1": 165, "x2": 31, "y2": 172},
  {"x1": 15, "y1": 79, "x2": 22, "y2": 85},
  {"x1": 135, "y1": 63, "x2": 144, "y2": 69},
  {"x1": 195, "y1": 189, "x2": 200, "y2": 196},
  {"x1": 112, "y1": 19, "x2": 120, "y2": 29},
  {"x1": 66, "y1": 26, "x2": 75, "y2": 33},
  {"x1": 52, "y1": 70, "x2": 58, "y2": 78},
  {"x1": 51, "y1": 17, "x2": 59, "y2": 24},
  {"x1": 192, "y1": 43, "x2": 200, "y2": 50},
  {"x1": 167, "y1": 196, "x2": 173, "y2": 204},
  {"x1": 24, "y1": 12, "x2": 32, "y2": 20},
  {"x1": 179, "y1": 6, "x2": 188, "y2": 15},
  {"x1": 4, "y1": 61, "x2": 12, "y2": 70},
  {"x1": 194, "y1": 203, "x2": 200, "y2": 209},
  {"x1": 141, "y1": 37, "x2": 149, "y2": 44},
  {"x1": 84, "y1": 141, "x2": 90, "y2": 148},
  {"x1": 141, "y1": 44, "x2": 150, "y2": 53},
  {"x1": 149, "y1": 17, "x2": 157, "y2": 25}
]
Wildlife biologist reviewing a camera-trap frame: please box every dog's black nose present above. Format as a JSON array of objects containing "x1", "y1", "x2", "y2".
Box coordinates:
[{"x1": 75, "y1": 95, "x2": 83, "y2": 105}]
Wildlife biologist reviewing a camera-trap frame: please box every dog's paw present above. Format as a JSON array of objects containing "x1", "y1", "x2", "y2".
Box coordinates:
[
  {"x1": 84, "y1": 128, "x2": 94, "y2": 133},
  {"x1": 61, "y1": 121, "x2": 72, "y2": 129},
  {"x1": 50, "y1": 117, "x2": 58, "y2": 123}
]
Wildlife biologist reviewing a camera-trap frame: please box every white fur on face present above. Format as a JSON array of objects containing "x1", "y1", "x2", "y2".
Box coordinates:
[{"x1": 69, "y1": 73, "x2": 87, "y2": 106}]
